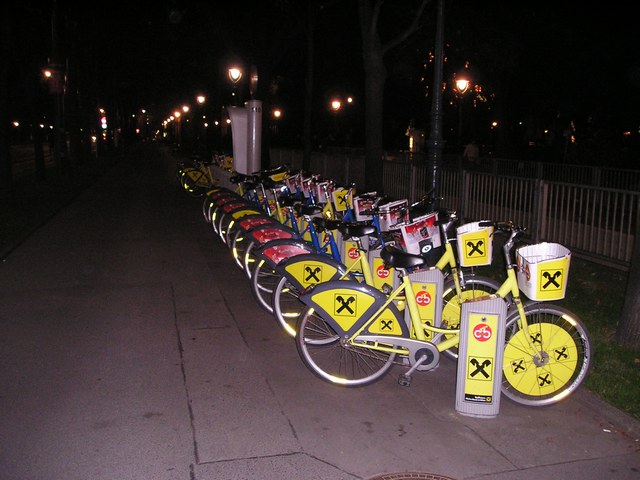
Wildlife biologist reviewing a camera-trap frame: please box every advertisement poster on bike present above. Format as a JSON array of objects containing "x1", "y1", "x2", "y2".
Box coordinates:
[{"x1": 396, "y1": 212, "x2": 440, "y2": 256}]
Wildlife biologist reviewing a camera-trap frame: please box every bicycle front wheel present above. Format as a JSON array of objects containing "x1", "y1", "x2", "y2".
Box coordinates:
[
  {"x1": 295, "y1": 308, "x2": 396, "y2": 387},
  {"x1": 440, "y1": 274, "x2": 502, "y2": 360},
  {"x1": 501, "y1": 303, "x2": 592, "y2": 407}
]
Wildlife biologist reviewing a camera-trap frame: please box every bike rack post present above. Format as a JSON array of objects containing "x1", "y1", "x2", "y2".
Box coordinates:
[{"x1": 455, "y1": 296, "x2": 507, "y2": 418}]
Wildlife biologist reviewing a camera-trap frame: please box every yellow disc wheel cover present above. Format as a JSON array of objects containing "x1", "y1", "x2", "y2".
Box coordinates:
[{"x1": 503, "y1": 322, "x2": 578, "y2": 397}]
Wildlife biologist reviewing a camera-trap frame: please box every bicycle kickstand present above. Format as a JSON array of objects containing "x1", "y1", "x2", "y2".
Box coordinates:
[{"x1": 398, "y1": 353, "x2": 429, "y2": 387}]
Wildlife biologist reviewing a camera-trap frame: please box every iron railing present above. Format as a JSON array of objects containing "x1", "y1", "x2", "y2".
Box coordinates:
[{"x1": 266, "y1": 149, "x2": 640, "y2": 270}]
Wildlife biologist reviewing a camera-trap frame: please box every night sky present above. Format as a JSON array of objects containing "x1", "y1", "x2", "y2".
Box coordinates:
[{"x1": 5, "y1": 1, "x2": 638, "y2": 159}]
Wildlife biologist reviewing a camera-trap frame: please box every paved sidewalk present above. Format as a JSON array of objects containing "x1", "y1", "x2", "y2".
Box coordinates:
[{"x1": 1, "y1": 144, "x2": 638, "y2": 480}]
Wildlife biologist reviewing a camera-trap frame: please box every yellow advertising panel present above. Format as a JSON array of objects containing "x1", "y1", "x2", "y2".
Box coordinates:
[
  {"x1": 464, "y1": 313, "x2": 499, "y2": 402},
  {"x1": 284, "y1": 260, "x2": 339, "y2": 288},
  {"x1": 342, "y1": 240, "x2": 362, "y2": 273},
  {"x1": 308, "y1": 288, "x2": 375, "y2": 332}
]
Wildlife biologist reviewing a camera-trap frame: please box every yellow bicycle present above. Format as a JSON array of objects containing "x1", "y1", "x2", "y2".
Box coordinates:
[{"x1": 294, "y1": 220, "x2": 592, "y2": 407}]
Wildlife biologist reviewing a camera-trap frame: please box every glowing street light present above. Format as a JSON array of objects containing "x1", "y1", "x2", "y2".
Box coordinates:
[
  {"x1": 228, "y1": 67, "x2": 242, "y2": 84},
  {"x1": 455, "y1": 77, "x2": 470, "y2": 94},
  {"x1": 454, "y1": 74, "x2": 471, "y2": 147},
  {"x1": 330, "y1": 99, "x2": 342, "y2": 112}
]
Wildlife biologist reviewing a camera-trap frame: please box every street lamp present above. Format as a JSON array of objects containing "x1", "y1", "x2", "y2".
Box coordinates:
[
  {"x1": 228, "y1": 67, "x2": 243, "y2": 105},
  {"x1": 228, "y1": 67, "x2": 242, "y2": 84},
  {"x1": 454, "y1": 74, "x2": 471, "y2": 148},
  {"x1": 455, "y1": 77, "x2": 470, "y2": 95}
]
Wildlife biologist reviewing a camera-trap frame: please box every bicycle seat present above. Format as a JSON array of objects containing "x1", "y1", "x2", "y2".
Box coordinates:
[
  {"x1": 294, "y1": 204, "x2": 323, "y2": 216},
  {"x1": 279, "y1": 196, "x2": 298, "y2": 207},
  {"x1": 312, "y1": 217, "x2": 342, "y2": 232},
  {"x1": 338, "y1": 223, "x2": 377, "y2": 240},
  {"x1": 380, "y1": 245, "x2": 428, "y2": 270}
]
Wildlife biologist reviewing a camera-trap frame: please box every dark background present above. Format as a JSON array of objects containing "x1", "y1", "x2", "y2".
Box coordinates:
[{"x1": 4, "y1": 1, "x2": 639, "y2": 166}]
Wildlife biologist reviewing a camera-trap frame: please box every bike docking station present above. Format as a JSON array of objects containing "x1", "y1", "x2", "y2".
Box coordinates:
[
  {"x1": 455, "y1": 295, "x2": 507, "y2": 418},
  {"x1": 227, "y1": 99, "x2": 263, "y2": 175}
]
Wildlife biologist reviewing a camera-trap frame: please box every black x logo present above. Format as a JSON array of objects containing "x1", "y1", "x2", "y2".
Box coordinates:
[
  {"x1": 304, "y1": 266, "x2": 321, "y2": 282},
  {"x1": 381, "y1": 319, "x2": 393, "y2": 331},
  {"x1": 530, "y1": 332, "x2": 542, "y2": 345},
  {"x1": 511, "y1": 359, "x2": 526, "y2": 374},
  {"x1": 554, "y1": 346, "x2": 568, "y2": 360},
  {"x1": 335, "y1": 295, "x2": 355, "y2": 315},
  {"x1": 470, "y1": 358, "x2": 492, "y2": 379},
  {"x1": 466, "y1": 239, "x2": 485, "y2": 256},
  {"x1": 542, "y1": 270, "x2": 562, "y2": 289},
  {"x1": 538, "y1": 373, "x2": 552, "y2": 387}
]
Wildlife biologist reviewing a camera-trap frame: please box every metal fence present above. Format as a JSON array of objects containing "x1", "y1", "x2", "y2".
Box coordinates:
[{"x1": 267, "y1": 148, "x2": 639, "y2": 270}]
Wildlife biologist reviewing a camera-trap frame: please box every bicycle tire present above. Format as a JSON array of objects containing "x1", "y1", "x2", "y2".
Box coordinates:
[
  {"x1": 250, "y1": 259, "x2": 282, "y2": 314},
  {"x1": 272, "y1": 276, "x2": 303, "y2": 337},
  {"x1": 272, "y1": 266, "x2": 359, "y2": 338},
  {"x1": 224, "y1": 212, "x2": 268, "y2": 246},
  {"x1": 295, "y1": 307, "x2": 396, "y2": 387},
  {"x1": 228, "y1": 218, "x2": 265, "y2": 269},
  {"x1": 243, "y1": 240, "x2": 260, "y2": 279},
  {"x1": 181, "y1": 168, "x2": 207, "y2": 197},
  {"x1": 208, "y1": 194, "x2": 241, "y2": 232},
  {"x1": 202, "y1": 189, "x2": 228, "y2": 223},
  {"x1": 501, "y1": 303, "x2": 592, "y2": 407},
  {"x1": 439, "y1": 274, "x2": 503, "y2": 360}
]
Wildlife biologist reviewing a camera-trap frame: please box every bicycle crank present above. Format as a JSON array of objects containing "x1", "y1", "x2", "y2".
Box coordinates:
[{"x1": 357, "y1": 335, "x2": 441, "y2": 373}]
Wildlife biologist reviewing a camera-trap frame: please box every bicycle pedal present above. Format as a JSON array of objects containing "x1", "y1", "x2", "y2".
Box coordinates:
[{"x1": 398, "y1": 374, "x2": 412, "y2": 387}]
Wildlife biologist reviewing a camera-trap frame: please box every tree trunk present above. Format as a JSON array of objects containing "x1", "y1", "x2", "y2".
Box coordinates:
[
  {"x1": 0, "y1": 4, "x2": 12, "y2": 198},
  {"x1": 616, "y1": 228, "x2": 640, "y2": 347},
  {"x1": 362, "y1": 63, "x2": 385, "y2": 192},
  {"x1": 358, "y1": 0, "x2": 387, "y2": 193}
]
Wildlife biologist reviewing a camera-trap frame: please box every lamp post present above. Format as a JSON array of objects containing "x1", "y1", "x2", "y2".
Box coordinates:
[
  {"x1": 426, "y1": 0, "x2": 445, "y2": 208},
  {"x1": 196, "y1": 95, "x2": 206, "y2": 157},
  {"x1": 455, "y1": 75, "x2": 470, "y2": 148}
]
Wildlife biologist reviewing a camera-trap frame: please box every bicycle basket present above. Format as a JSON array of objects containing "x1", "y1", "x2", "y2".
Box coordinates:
[
  {"x1": 516, "y1": 242, "x2": 571, "y2": 301},
  {"x1": 456, "y1": 221, "x2": 493, "y2": 267}
]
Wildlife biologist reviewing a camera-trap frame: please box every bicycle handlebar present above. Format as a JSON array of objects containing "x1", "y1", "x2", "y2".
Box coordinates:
[{"x1": 478, "y1": 220, "x2": 526, "y2": 234}]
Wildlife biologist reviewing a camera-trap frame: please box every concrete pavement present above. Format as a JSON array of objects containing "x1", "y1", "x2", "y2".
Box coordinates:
[{"x1": 1, "y1": 144, "x2": 638, "y2": 480}]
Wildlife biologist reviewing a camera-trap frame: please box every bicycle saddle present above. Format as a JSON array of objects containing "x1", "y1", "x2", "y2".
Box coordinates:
[
  {"x1": 338, "y1": 223, "x2": 377, "y2": 240},
  {"x1": 294, "y1": 204, "x2": 323, "y2": 216},
  {"x1": 380, "y1": 245, "x2": 428, "y2": 270},
  {"x1": 312, "y1": 217, "x2": 342, "y2": 232}
]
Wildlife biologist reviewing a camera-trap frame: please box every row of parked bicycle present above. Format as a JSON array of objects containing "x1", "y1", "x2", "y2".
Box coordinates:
[{"x1": 179, "y1": 161, "x2": 592, "y2": 408}]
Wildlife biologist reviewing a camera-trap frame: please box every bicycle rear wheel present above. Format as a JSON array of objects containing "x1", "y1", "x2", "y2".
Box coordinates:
[
  {"x1": 272, "y1": 276, "x2": 303, "y2": 337},
  {"x1": 501, "y1": 303, "x2": 592, "y2": 407},
  {"x1": 295, "y1": 308, "x2": 396, "y2": 387},
  {"x1": 181, "y1": 169, "x2": 207, "y2": 197},
  {"x1": 250, "y1": 259, "x2": 282, "y2": 313}
]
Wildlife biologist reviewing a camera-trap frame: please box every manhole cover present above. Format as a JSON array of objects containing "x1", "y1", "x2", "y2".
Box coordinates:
[{"x1": 367, "y1": 473, "x2": 456, "y2": 480}]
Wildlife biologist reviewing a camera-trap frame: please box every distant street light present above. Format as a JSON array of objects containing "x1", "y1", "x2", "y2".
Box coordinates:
[{"x1": 330, "y1": 99, "x2": 342, "y2": 112}]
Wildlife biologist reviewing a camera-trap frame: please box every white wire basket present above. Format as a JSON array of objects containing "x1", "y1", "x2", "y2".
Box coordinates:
[{"x1": 516, "y1": 242, "x2": 571, "y2": 301}]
